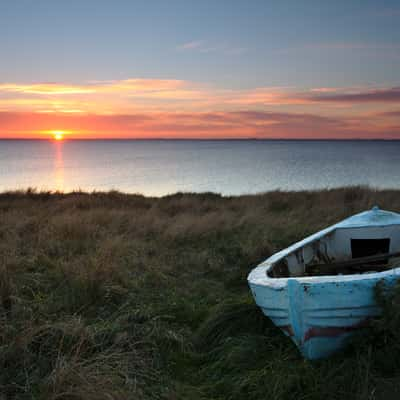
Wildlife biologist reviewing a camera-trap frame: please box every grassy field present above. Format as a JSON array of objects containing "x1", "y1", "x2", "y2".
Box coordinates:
[{"x1": 1, "y1": 187, "x2": 400, "y2": 400}]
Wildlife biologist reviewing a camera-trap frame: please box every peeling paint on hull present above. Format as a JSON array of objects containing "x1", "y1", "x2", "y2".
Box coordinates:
[
  {"x1": 303, "y1": 318, "x2": 370, "y2": 342},
  {"x1": 251, "y1": 272, "x2": 398, "y2": 359},
  {"x1": 248, "y1": 208, "x2": 400, "y2": 359}
]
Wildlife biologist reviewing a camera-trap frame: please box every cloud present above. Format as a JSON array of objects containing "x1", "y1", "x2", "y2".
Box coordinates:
[
  {"x1": 0, "y1": 79, "x2": 210, "y2": 113},
  {"x1": 224, "y1": 87, "x2": 309, "y2": 106},
  {"x1": 0, "y1": 80, "x2": 306, "y2": 114},
  {"x1": 176, "y1": 40, "x2": 246, "y2": 56},
  {"x1": 310, "y1": 87, "x2": 340, "y2": 93},
  {"x1": 375, "y1": 110, "x2": 400, "y2": 117},
  {"x1": 176, "y1": 40, "x2": 204, "y2": 50},
  {"x1": 0, "y1": 83, "x2": 95, "y2": 95},
  {"x1": 0, "y1": 79, "x2": 187, "y2": 96},
  {"x1": 1, "y1": 76, "x2": 399, "y2": 140},
  {"x1": 0, "y1": 110, "x2": 398, "y2": 139},
  {"x1": 2, "y1": 79, "x2": 400, "y2": 118},
  {"x1": 307, "y1": 87, "x2": 400, "y2": 103}
]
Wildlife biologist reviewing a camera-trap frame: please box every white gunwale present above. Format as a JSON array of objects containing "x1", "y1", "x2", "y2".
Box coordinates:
[{"x1": 248, "y1": 208, "x2": 400, "y2": 289}]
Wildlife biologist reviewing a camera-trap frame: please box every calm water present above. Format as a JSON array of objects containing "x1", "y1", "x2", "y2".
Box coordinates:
[{"x1": 1, "y1": 140, "x2": 400, "y2": 196}]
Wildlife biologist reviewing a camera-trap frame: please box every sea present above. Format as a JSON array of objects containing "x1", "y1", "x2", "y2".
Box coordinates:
[{"x1": 1, "y1": 139, "x2": 400, "y2": 196}]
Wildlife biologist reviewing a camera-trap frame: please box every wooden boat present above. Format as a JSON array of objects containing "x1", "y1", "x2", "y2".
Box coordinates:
[{"x1": 248, "y1": 206, "x2": 400, "y2": 359}]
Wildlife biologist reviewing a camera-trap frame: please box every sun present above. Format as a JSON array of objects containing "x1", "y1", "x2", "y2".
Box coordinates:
[{"x1": 52, "y1": 130, "x2": 65, "y2": 140}]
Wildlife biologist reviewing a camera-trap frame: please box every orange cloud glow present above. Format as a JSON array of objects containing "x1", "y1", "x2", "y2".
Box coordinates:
[
  {"x1": 0, "y1": 78, "x2": 399, "y2": 139},
  {"x1": 0, "y1": 83, "x2": 95, "y2": 95},
  {"x1": 1, "y1": 109, "x2": 399, "y2": 140}
]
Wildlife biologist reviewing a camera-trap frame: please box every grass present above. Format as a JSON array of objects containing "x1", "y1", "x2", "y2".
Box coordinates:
[{"x1": 1, "y1": 187, "x2": 400, "y2": 399}]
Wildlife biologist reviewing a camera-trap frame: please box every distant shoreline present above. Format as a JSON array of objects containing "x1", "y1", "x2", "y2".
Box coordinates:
[
  {"x1": 1, "y1": 138, "x2": 400, "y2": 142},
  {"x1": 1, "y1": 186, "x2": 400, "y2": 198}
]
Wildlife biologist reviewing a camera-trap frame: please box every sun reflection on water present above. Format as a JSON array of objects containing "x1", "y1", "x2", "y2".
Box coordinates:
[{"x1": 54, "y1": 141, "x2": 64, "y2": 192}]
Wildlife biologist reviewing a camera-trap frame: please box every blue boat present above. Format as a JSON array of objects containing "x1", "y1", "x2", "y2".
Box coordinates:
[{"x1": 248, "y1": 206, "x2": 400, "y2": 359}]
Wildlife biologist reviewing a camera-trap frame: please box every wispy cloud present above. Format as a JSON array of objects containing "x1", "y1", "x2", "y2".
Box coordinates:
[
  {"x1": 176, "y1": 40, "x2": 246, "y2": 56},
  {"x1": 0, "y1": 79, "x2": 187, "y2": 96},
  {"x1": 0, "y1": 79, "x2": 208, "y2": 113},
  {"x1": 176, "y1": 40, "x2": 205, "y2": 50},
  {"x1": 306, "y1": 87, "x2": 400, "y2": 103},
  {"x1": 2, "y1": 79, "x2": 400, "y2": 116},
  {"x1": 310, "y1": 87, "x2": 340, "y2": 93},
  {"x1": 375, "y1": 109, "x2": 400, "y2": 117},
  {"x1": 0, "y1": 83, "x2": 95, "y2": 95},
  {"x1": 0, "y1": 78, "x2": 400, "y2": 139}
]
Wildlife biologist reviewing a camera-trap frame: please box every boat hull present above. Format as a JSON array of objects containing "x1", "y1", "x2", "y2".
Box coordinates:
[{"x1": 249, "y1": 273, "x2": 398, "y2": 359}]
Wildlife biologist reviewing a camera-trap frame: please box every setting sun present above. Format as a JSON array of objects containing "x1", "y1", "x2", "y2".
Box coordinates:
[{"x1": 52, "y1": 130, "x2": 65, "y2": 140}]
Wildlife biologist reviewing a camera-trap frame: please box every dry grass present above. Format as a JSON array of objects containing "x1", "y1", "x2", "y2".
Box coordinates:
[{"x1": 1, "y1": 187, "x2": 400, "y2": 399}]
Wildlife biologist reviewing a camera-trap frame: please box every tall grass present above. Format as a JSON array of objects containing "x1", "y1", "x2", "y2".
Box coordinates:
[{"x1": 1, "y1": 187, "x2": 400, "y2": 399}]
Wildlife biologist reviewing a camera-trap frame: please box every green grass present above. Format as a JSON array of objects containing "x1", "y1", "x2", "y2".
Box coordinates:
[{"x1": 1, "y1": 187, "x2": 400, "y2": 399}]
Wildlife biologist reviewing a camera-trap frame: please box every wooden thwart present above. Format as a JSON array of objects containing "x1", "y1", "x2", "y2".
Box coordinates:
[{"x1": 306, "y1": 251, "x2": 400, "y2": 276}]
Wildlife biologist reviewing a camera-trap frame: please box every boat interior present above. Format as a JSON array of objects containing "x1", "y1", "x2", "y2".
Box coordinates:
[{"x1": 268, "y1": 225, "x2": 400, "y2": 278}]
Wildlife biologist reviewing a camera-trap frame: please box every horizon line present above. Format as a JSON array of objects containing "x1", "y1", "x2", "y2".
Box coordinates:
[{"x1": 1, "y1": 137, "x2": 400, "y2": 141}]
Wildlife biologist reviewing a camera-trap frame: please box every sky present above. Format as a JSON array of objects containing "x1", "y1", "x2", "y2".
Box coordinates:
[{"x1": 0, "y1": 0, "x2": 400, "y2": 139}]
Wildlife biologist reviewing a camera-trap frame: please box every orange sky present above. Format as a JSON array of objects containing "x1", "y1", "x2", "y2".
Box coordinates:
[{"x1": 1, "y1": 79, "x2": 399, "y2": 139}]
